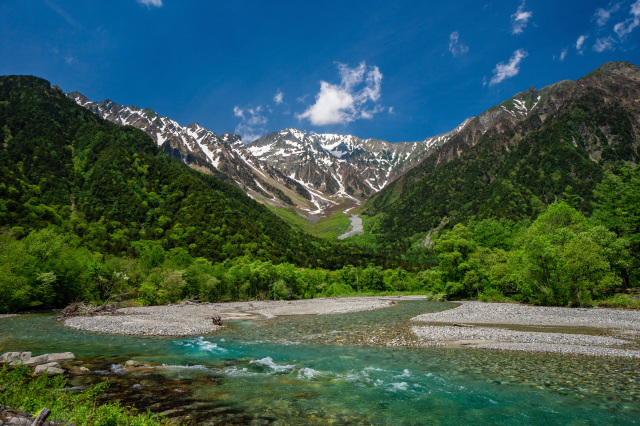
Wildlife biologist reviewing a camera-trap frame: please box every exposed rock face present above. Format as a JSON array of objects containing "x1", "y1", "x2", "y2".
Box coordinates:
[{"x1": 68, "y1": 92, "x2": 471, "y2": 215}]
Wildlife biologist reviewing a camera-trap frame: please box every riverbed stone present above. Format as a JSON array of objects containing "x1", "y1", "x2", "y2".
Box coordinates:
[
  {"x1": 33, "y1": 363, "x2": 64, "y2": 376},
  {"x1": 1, "y1": 352, "x2": 30, "y2": 364},
  {"x1": 43, "y1": 353, "x2": 75, "y2": 363}
]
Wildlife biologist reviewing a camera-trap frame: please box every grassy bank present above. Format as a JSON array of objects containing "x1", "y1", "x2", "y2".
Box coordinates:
[{"x1": 0, "y1": 365, "x2": 168, "y2": 426}]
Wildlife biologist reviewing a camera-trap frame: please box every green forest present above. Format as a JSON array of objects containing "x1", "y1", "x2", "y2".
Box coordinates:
[{"x1": 1, "y1": 72, "x2": 639, "y2": 313}]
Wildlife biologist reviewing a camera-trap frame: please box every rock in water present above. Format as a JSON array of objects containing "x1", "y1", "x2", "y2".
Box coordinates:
[{"x1": 33, "y1": 362, "x2": 64, "y2": 376}]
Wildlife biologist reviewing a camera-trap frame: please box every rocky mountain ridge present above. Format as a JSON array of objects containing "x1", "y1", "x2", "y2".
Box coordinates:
[
  {"x1": 363, "y1": 61, "x2": 640, "y2": 241},
  {"x1": 68, "y1": 92, "x2": 471, "y2": 216}
]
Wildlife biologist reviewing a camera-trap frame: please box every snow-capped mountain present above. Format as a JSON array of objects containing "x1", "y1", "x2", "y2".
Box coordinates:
[
  {"x1": 246, "y1": 123, "x2": 472, "y2": 202},
  {"x1": 68, "y1": 92, "x2": 471, "y2": 216}
]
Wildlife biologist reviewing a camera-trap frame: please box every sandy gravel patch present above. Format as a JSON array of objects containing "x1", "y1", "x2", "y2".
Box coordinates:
[
  {"x1": 412, "y1": 301, "x2": 640, "y2": 329},
  {"x1": 0, "y1": 315, "x2": 16, "y2": 319},
  {"x1": 64, "y1": 297, "x2": 407, "y2": 336},
  {"x1": 411, "y1": 301, "x2": 640, "y2": 358}
]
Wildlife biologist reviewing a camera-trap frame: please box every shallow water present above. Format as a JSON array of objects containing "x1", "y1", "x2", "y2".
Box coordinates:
[{"x1": 1, "y1": 301, "x2": 639, "y2": 424}]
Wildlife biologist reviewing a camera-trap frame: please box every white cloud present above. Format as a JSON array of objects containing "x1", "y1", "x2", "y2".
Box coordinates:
[
  {"x1": 559, "y1": 48, "x2": 568, "y2": 61},
  {"x1": 233, "y1": 105, "x2": 267, "y2": 143},
  {"x1": 274, "y1": 91, "x2": 284, "y2": 104},
  {"x1": 594, "y1": 36, "x2": 616, "y2": 52},
  {"x1": 448, "y1": 31, "x2": 469, "y2": 57},
  {"x1": 296, "y1": 62, "x2": 384, "y2": 126},
  {"x1": 511, "y1": 1, "x2": 533, "y2": 34},
  {"x1": 489, "y1": 49, "x2": 528, "y2": 86},
  {"x1": 576, "y1": 34, "x2": 588, "y2": 54},
  {"x1": 65, "y1": 56, "x2": 74, "y2": 64},
  {"x1": 614, "y1": 0, "x2": 640, "y2": 38},
  {"x1": 137, "y1": 0, "x2": 163, "y2": 8},
  {"x1": 595, "y1": 3, "x2": 621, "y2": 26}
]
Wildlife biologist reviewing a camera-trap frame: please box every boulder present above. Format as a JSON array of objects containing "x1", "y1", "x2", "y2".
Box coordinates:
[
  {"x1": 20, "y1": 352, "x2": 75, "y2": 367},
  {"x1": 21, "y1": 355, "x2": 49, "y2": 366},
  {"x1": 0, "y1": 352, "x2": 30, "y2": 364},
  {"x1": 33, "y1": 363, "x2": 64, "y2": 376},
  {"x1": 44, "y1": 353, "x2": 75, "y2": 363}
]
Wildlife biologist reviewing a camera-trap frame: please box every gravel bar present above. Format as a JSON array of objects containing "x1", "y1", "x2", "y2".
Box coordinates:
[
  {"x1": 411, "y1": 301, "x2": 640, "y2": 358},
  {"x1": 411, "y1": 325, "x2": 629, "y2": 346},
  {"x1": 0, "y1": 315, "x2": 16, "y2": 319},
  {"x1": 64, "y1": 297, "x2": 401, "y2": 336},
  {"x1": 412, "y1": 301, "x2": 640, "y2": 329}
]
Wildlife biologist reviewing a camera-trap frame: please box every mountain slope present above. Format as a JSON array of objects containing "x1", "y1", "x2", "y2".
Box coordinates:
[
  {"x1": 69, "y1": 93, "x2": 471, "y2": 216},
  {"x1": 363, "y1": 61, "x2": 640, "y2": 243},
  {"x1": 0, "y1": 75, "x2": 363, "y2": 267},
  {"x1": 246, "y1": 122, "x2": 471, "y2": 210}
]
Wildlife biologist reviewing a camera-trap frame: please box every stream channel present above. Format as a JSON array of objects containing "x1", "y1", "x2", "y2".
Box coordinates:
[{"x1": 1, "y1": 300, "x2": 639, "y2": 424}]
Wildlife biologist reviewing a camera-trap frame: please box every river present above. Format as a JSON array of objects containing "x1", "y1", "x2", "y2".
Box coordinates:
[{"x1": 1, "y1": 300, "x2": 639, "y2": 424}]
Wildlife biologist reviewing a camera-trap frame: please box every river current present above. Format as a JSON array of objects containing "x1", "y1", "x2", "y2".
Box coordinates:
[{"x1": 1, "y1": 300, "x2": 639, "y2": 424}]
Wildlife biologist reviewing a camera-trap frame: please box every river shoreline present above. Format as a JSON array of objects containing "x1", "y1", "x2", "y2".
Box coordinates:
[{"x1": 7, "y1": 298, "x2": 640, "y2": 358}]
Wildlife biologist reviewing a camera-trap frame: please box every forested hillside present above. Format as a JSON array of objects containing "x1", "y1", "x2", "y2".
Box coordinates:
[
  {"x1": 363, "y1": 62, "x2": 640, "y2": 244},
  {"x1": 0, "y1": 76, "x2": 403, "y2": 312},
  {"x1": 0, "y1": 76, "x2": 328, "y2": 264}
]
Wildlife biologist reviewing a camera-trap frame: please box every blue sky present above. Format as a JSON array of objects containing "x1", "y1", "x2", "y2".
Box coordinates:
[{"x1": 1, "y1": 1, "x2": 639, "y2": 142}]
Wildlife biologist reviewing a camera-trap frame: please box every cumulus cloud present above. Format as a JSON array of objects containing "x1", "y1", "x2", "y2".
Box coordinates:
[
  {"x1": 595, "y1": 3, "x2": 621, "y2": 26},
  {"x1": 576, "y1": 34, "x2": 588, "y2": 54},
  {"x1": 594, "y1": 36, "x2": 616, "y2": 52},
  {"x1": 274, "y1": 91, "x2": 284, "y2": 104},
  {"x1": 296, "y1": 62, "x2": 384, "y2": 126},
  {"x1": 137, "y1": 0, "x2": 163, "y2": 8},
  {"x1": 448, "y1": 31, "x2": 469, "y2": 57},
  {"x1": 489, "y1": 49, "x2": 528, "y2": 86},
  {"x1": 233, "y1": 106, "x2": 268, "y2": 143},
  {"x1": 511, "y1": 1, "x2": 533, "y2": 34},
  {"x1": 614, "y1": 0, "x2": 640, "y2": 38}
]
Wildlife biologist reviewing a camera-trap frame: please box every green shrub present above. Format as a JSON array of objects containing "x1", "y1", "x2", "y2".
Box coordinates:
[{"x1": 0, "y1": 364, "x2": 168, "y2": 425}]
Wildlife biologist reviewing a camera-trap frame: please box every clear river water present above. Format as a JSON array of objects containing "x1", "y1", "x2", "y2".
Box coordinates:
[{"x1": 1, "y1": 300, "x2": 639, "y2": 424}]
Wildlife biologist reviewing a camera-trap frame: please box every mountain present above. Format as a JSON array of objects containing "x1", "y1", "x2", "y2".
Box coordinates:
[
  {"x1": 69, "y1": 93, "x2": 471, "y2": 216},
  {"x1": 363, "y1": 61, "x2": 640, "y2": 243},
  {"x1": 0, "y1": 75, "x2": 367, "y2": 268},
  {"x1": 246, "y1": 122, "x2": 471, "y2": 212}
]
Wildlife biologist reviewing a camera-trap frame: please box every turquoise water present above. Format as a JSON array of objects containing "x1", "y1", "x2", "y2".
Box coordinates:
[{"x1": 1, "y1": 301, "x2": 639, "y2": 424}]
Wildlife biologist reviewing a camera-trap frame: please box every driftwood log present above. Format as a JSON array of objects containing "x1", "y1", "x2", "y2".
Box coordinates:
[
  {"x1": 33, "y1": 407, "x2": 51, "y2": 426},
  {"x1": 210, "y1": 315, "x2": 223, "y2": 326},
  {"x1": 57, "y1": 301, "x2": 131, "y2": 321}
]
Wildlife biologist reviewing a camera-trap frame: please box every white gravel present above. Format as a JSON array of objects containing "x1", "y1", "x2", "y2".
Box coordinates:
[
  {"x1": 412, "y1": 301, "x2": 640, "y2": 329},
  {"x1": 411, "y1": 301, "x2": 640, "y2": 358},
  {"x1": 64, "y1": 297, "x2": 400, "y2": 336},
  {"x1": 0, "y1": 315, "x2": 16, "y2": 319}
]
